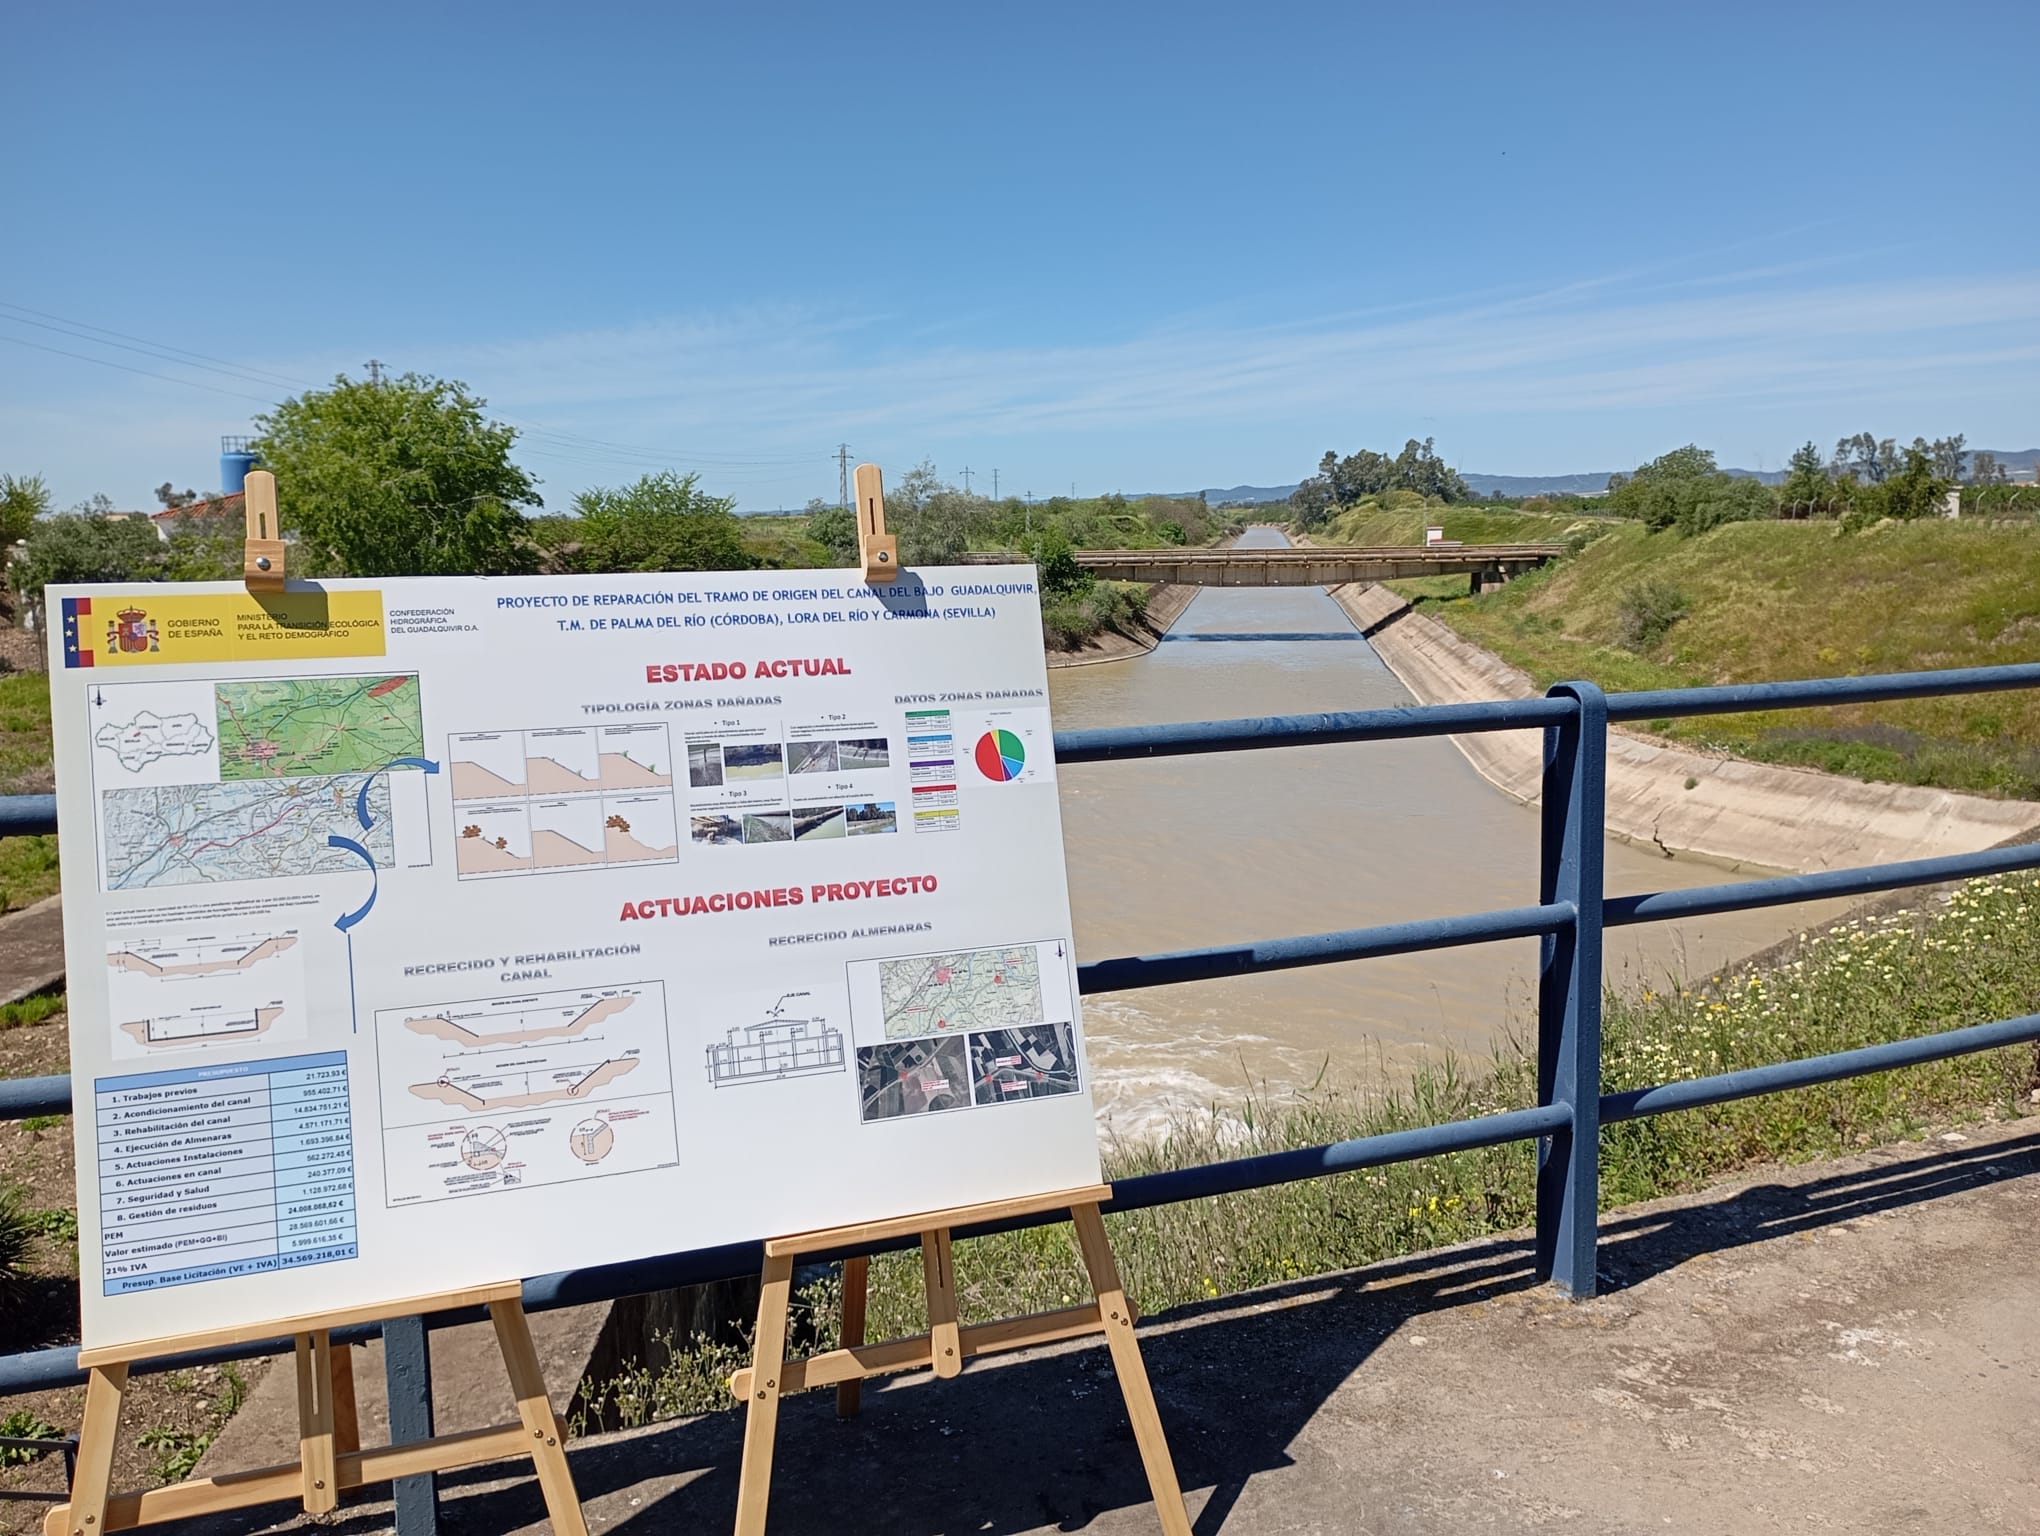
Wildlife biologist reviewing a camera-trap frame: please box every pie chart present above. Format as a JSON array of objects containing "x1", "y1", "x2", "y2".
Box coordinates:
[{"x1": 973, "y1": 729, "x2": 1027, "y2": 782}]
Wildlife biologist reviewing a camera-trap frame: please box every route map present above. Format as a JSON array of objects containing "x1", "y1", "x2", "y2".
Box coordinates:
[
  {"x1": 879, "y1": 945, "x2": 1043, "y2": 1040},
  {"x1": 216, "y1": 674, "x2": 423, "y2": 779},
  {"x1": 101, "y1": 776, "x2": 393, "y2": 890}
]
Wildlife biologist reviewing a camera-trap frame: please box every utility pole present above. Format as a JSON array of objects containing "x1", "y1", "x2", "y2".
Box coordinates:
[
  {"x1": 991, "y1": 468, "x2": 999, "y2": 500},
  {"x1": 835, "y1": 444, "x2": 851, "y2": 511},
  {"x1": 364, "y1": 359, "x2": 384, "y2": 387},
  {"x1": 959, "y1": 466, "x2": 974, "y2": 494}
]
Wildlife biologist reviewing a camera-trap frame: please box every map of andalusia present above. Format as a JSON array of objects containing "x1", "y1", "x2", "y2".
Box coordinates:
[{"x1": 102, "y1": 777, "x2": 393, "y2": 890}]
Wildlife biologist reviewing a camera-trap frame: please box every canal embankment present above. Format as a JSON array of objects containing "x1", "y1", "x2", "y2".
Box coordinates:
[
  {"x1": 1334, "y1": 581, "x2": 2040, "y2": 872},
  {"x1": 1043, "y1": 580, "x2": 1197, "y2": 668}
]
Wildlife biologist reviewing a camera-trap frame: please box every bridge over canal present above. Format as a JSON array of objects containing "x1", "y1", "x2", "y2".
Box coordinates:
[{"x1": 960, "y1": 542, "x2": 1565, "y2": 588}]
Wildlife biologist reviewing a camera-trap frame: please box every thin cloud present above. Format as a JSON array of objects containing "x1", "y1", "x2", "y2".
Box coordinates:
[{"x1": 447, "y1": 268, "x2": 2040, "y2": 455}]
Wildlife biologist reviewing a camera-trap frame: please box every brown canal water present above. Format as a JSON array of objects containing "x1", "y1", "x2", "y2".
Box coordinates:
[{"x1": 1051, "y1": 527, "x2": 1856, "y2": 1140}]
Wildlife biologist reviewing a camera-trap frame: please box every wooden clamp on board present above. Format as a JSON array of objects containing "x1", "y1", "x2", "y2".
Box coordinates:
[
  {"x1": 728, "y1": 1185, "x2": 1191, "y2": 1536},
  {"x1": 852, "y1": 462, "x2": 898, "y2": 583},
  {"x1": 45, "y1": 1283, "x2": 587, "y2": 1536},
  {"x1": 241, "y1": 468, "x2": 286, "y2": 591}
]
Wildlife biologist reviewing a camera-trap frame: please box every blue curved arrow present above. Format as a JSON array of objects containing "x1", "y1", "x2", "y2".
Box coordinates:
[
  {"x1": 326, "y1": 834, "x2": 379, "y2": 930},
  {"x1": 356, "y1": 756, "x2": 441, "y2": 829}
]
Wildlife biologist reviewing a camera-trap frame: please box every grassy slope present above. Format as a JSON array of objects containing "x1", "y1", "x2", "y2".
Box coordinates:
[
  {"x1": 0, "y1": 674, "x2": 56, "y2": 912},
  {"x1": 1407, "y1": 519, "x2": 2040, "y2": 798},
  {"x1": 1322, "y1": 505, "x2": 1604, "y2": 545}
]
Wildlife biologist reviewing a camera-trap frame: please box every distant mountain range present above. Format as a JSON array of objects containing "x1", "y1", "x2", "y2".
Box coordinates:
[{"x1": 1173, "y1": 449, "x2": 2039, "y2": 505}]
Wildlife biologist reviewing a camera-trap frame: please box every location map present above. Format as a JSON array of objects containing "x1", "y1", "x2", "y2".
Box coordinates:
[
  {"x1": 879, "y1": 945, "x2": 1044, "y2": 1039},
  {"x1": 216, "y1": 674, "x2": 423, "y2": 778}
]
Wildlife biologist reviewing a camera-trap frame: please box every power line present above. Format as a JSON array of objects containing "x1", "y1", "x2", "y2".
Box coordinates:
[
  {"x1": 837, "y1": 443, "x2": 851, "y2": 511},
  {"x1": 364, "y1": 359, "x2": 384, "y2": 388},
  {"x1": 959, "y1": 465, "x2": 974, "y2": 493},
  {"x1": 0, "y1": 300, "x2": 311, "y2": 391},
  {"x1": 991, "y1": 468, "x2": 999, "y2": 499},
  {"x1": 0, "y1": 332, "x2": 279, "y2": 405}
]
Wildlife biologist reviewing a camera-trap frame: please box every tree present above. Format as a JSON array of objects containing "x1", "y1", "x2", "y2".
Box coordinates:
[
  {"x1": 1026, "y1": 524, "x2": 1090, "y2": 597},
  {"x1": 1968, "y1": 451, "x2": 2008, "y2": 486},
  {"x1": 1780, "y1": 440, "x2": 1845, "y2": 517},
  {"x1": 569, "y1": 472, "x2": 749, "y2": 573},
  {"x1": 1607, "y1": 444, "x2": 1777, "y2": 534},
  {"x1": 0, "y1": 474, "x2": 51, "y2": 547},
  {"x1": 1298, "y1": 437, "x2": 1472, "y2": 520},
  {"x1": 9, "y1": 514, "x2": 167, "y2": 630},
  {"x1": 1920, "y1": 434, "x2": 1967, "y2": 482},
  {"x1": 154, "y1": 482, "x2": 200, "y2": 510},
  {"x1": 1832, "y1": 432, "x2": 1899, "y2": 483},
  {"x1": 1388, "y1": 437, "x2": 1471, "y2": 502},
  {"x1": 252, "y1": 371, "x2": 540, "y2": 576},
  {"x1": 1881, "y1": 446, "x2": 1950, "y2": 521},
  {"x1": 804, "y1": 497, "x2": 857, "y2": 564},
  {"x1": 1287, "y1": 475, "x2": 1335, "y2": 531}
]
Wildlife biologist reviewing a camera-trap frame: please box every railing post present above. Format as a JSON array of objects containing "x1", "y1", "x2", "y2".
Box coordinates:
[
  {"x1": 1535, "y1": 681, "x2": 1606, "y2": 1298},
  {"x1": 384, "y1": 1314, "x2": 439, "y2": 1535}
]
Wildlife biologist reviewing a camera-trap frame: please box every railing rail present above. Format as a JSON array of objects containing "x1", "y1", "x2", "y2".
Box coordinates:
[{"x1": 5, "y1": 660, "x2": 2039, "y2": 1535}]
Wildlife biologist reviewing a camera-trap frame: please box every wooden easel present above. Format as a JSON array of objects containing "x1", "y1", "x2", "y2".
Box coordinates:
[
  {"x1": 727, "y1": 1185, "x2": 1191, "y2": 1535},
  {"x1": 241, "y1": 469, "x2": 286, "y2": 591},
  {"x1": 45, "y1": 1282, "x2": 586, "y2": 1536},
  {"x1": 851, "y1": 462, "x2": 898, "y2": 582},
  {"x1": 726, "y1": 470, "x2": 1184, "y2": 1530}
]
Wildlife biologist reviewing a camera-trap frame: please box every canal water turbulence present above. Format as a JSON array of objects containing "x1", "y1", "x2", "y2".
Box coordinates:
[{"x1": 1049, "y1": 527, "x2": 1856, "y2": 1142}]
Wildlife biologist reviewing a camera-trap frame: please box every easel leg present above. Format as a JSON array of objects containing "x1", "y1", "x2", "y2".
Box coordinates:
[
  {"x1": 920, "y1": 1229, "x2": 962, "y2": 1379},
  {"x1": 1071, "y1": 1205, "x2": 1192, "y2": 1536},
  {"x1": 330, "y1": 1339, "x2": 361, "y2": 1505},
  {"x1": 330, "y1": 1338, "x2": 360, "y2": 1457},
  {"x1": 834, "y1": 1255, "x2": 868, "y2": 1420},
  {"x1": 296, "y1": 1331, "x2": 338, "y2": 1515},
  {"x1": 48, "y1": 1363, "x2": 125, "y2": 1536},
  {"x1": 734, "y1": 1252, "x2": 794, "y2": 1536},
  {"x1": 489, "y1": 1300, "x2": 588, "y2": 1536}
]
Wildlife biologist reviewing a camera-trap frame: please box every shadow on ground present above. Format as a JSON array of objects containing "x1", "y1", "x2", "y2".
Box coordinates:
[{"x1": 182, "y1": 1128, "x2": 2040, "y2": 1535}]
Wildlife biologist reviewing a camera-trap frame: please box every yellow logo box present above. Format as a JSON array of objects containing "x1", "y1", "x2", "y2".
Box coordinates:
[{"x1": 61, "y1": 590, "x2": 387, "y2": 667}]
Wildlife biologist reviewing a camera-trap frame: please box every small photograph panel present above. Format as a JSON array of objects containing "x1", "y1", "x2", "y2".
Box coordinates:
[{"x1": 857, "y1": 1037, "x2": 971, "y2": 1122}]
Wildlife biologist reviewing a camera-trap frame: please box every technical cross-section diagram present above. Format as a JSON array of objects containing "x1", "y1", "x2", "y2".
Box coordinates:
[{"x1": 705, "y1": 992, "x2": 846, "y2": 1087}]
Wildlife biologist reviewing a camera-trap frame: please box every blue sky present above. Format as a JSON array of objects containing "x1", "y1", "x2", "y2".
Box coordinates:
[{"x1": 4, "y1": 1, "x2": 2037, "y2": 511}]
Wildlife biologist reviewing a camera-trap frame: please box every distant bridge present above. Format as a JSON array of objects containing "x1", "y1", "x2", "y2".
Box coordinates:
[{"x1": 960, "y1": 543, "x2": 1566, "y2": 589}]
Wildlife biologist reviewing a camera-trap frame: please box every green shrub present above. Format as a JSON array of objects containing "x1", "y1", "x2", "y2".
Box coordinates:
[
  {"x1": 0, "y1": 1410, "x2": 64, "y2": 1467},
  {"x1": 1616, "y1": 579, "x2": 1690, "y2": 650},
  {"x1": 0, "y1": 1185, "x2": 33, "y2": 1297}
]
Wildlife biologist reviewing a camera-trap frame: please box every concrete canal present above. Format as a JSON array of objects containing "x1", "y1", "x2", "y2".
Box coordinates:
[{"x1": 1050, "y1": 526, "x2": 1855, "y2": 1138}]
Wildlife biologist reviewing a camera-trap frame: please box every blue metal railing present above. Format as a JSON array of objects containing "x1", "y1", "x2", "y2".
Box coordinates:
[{"x1": 6, "y1": 660, "x2": 2040, "y2": 1534}]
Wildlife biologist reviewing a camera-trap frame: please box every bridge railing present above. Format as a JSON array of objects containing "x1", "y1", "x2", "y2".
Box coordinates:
[{"x1": 6, "y1": 660, "x2": 2040, "y2": 1534}]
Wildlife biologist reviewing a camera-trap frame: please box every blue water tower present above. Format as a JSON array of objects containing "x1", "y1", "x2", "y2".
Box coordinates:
[{"x1": 220, "y1": 435, "x2": 260, "y2": 495}]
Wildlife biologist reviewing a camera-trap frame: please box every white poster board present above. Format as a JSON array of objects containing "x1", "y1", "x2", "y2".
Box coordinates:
[{"x1": 49, "y1": 569, "x2": 1100, "y2": 1350}]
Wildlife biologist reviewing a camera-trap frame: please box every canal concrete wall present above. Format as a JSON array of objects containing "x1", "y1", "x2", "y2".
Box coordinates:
[{"x1": 1331, "y1": 583, "x2": 2040, "y2": 872}]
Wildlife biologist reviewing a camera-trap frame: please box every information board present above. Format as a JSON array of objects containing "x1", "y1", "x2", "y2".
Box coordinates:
[{"x1": 49, "y1": 569, "x2": 1100, "y2": 1349}]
